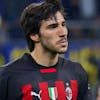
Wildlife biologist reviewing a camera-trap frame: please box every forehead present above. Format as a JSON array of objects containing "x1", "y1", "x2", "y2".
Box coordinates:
[{"x1": 41, "y1": 11, "x2": 65, "y2": 25}]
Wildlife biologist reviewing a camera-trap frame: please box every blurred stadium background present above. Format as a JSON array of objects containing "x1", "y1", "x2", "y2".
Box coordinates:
[{"x1": 0, "y1": 0, "x2": 100, "y2": 99}]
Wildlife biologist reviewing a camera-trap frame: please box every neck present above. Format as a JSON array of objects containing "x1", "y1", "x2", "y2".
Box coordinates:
[{"x1": 31, "y1": 48, "x2": 59, "y2": 67}]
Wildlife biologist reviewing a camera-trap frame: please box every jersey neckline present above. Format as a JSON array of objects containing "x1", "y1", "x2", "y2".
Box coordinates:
[{"x1": 23, "y1": 53, "x2": 60, "y2": 69}]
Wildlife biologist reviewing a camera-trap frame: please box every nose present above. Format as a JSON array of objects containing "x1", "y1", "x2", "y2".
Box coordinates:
[{"x1": 58, "y1": 26, "x2": 68, "y2": 37}]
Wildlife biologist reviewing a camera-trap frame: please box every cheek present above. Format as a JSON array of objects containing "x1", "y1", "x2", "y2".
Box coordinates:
[
  {"x1": 42, "y1": 37, "x2": 57, "y2": 49},
  {"x1": 46, "y1": 38, "x2": 56, "y2": 46},
  {"x1": 40, "y1": 31, "x2": 58, "y2": 47},
  {"x1": 43, "y1": 35, "x2": 56, "y2": 44}
]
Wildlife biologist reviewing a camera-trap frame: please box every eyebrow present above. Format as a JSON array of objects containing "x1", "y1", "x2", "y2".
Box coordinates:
[
  {"x1": 47, "y1": 20, "x2": 66, "y2": 28},
  {"x1": 47, "y1": 23, "x2": 58, "y2": 28}
]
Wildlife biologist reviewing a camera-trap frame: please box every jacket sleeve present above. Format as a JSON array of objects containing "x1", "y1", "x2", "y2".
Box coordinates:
[
  {"x1": 83, "y1": 84, "x2": 93, "y2": 100},
  {"x1": 0, "y1": 67, "x2": 8, "y2": 100},
  {"x1": 76, "y1": 63, "x2": 93, "y2": 100}
]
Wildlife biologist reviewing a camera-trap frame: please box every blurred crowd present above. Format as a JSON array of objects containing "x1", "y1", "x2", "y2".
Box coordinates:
[
  {"x1": 0, "y1": 0, "x2": 100, "y2": 99},
  {"x1": 0, "y1": 0, "x2": 100, "y2": 41}
]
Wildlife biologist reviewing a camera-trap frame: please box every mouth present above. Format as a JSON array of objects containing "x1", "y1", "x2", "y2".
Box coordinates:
[
  {"x1": 58, "y1": 38, "x2": 68, "y2": 46},
  {"x1": 60, "y1": 40, "x2": 67, "y2": 46}
]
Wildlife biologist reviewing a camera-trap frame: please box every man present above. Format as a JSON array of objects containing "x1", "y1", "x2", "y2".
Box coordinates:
[{"x1": 0, "y1": 0, "x2": 92, "y2": 99}]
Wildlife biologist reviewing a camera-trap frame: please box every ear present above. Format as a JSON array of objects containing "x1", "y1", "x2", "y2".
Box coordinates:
[{"x1": 30, "y1": 34, "x2": 40, "y2": 42}]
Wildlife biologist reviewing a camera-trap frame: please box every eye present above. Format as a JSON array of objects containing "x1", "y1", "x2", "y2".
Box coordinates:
[
  {"x1": 47, "y1": 23, "x2": 58, "y2": 29},
  {"x1": 62, "y1": 21, "x2": 66, "y2": 27}
]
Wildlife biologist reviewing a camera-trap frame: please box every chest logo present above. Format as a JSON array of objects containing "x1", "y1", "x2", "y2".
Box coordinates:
[
  {"x1": 65, "y1": 83, "x2": 72, "y2": 100},
  {"x1": 48, "y1": 87, "x2": 58, "y2": 100},
  {"x1": 31, "y1": 90, "x2": 42, "y2": 100}
]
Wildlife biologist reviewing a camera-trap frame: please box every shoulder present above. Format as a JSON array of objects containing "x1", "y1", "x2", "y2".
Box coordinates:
[
  {"x1": 59, "y1": 57, "x2": 88, "y2": 77},
  {"x1": 0, "y1": 58, "x2": 21, "y2": 77},
  {"x1": 0, "y1": 53, "x2": 28, "y2": 77}
]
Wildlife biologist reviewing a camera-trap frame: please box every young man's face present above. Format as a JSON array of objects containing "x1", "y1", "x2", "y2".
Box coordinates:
[{"x1": 39, "y1": 11, "x2": 68, "y2": 54}]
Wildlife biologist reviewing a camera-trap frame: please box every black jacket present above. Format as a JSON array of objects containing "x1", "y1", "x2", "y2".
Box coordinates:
[{"x1": 0, "y1": 53, "x2": 92, "y2": 100}]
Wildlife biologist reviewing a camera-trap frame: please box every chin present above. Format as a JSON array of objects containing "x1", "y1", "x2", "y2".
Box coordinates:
[
  {"x1": 58, "y1": 49, "x2": 67, "y2": 54},
  {"x1": 58, "y1": 48, "x2": 67, "y2": 54}
]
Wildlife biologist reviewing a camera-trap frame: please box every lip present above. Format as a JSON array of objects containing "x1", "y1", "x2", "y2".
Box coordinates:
[
  {"x1": 60, "y1": 39, "x2": 67, "y2": 43},
  {"x1": 59, "y1": 39, "x2": 67, "y2": 46}
]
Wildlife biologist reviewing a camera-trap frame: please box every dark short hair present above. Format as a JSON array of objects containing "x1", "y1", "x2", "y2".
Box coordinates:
[{"x1": 20, "y1": 0, "x2": 66, "y2": 52}]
